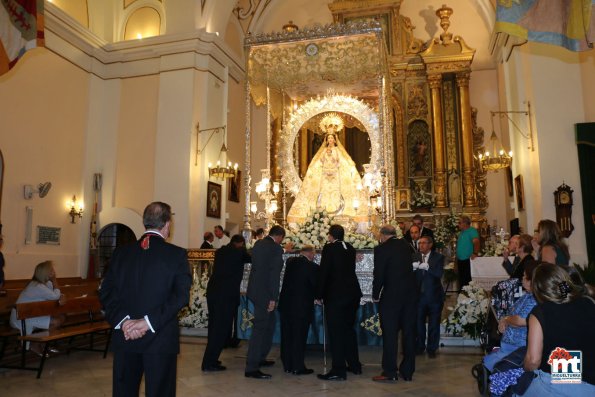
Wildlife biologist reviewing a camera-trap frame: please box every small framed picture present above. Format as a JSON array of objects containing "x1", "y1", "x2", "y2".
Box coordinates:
[
  {"x1": 206, "y1": 181, "x2": 222, "y2": 218},
  {"x1": 397, "y1": 188, "x2": 410, "y2": 211},
  {"x1": 514, "y1": 175, "x2": 525, "y2": 211},
  {"x1": 228, "y1": 170, "x2": 241, "y2": 203}
]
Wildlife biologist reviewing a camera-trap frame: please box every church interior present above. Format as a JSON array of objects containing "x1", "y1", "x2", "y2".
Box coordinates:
[{"x1": 1, "y1": 0, "x2": 594, "y2": 395}]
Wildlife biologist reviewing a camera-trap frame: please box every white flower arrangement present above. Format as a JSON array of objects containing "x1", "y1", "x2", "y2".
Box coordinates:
[
  {"x1": 283, "y1": 209, "x2": 334, "y2": 249},
  {"x1": 344, "y1": 233, "x2": 378, "y2": 249},
  {"x1": 387, "y1": 219, "x2": 405, "y2": 239},
  {"x1": 482, "y1": 239, "x2": 508, "y2": 257},
  {"x1": 434, "y1": 210, "x2": 460, "y2": 249},
  {"x1": 283, "y1": 209, "x2": 379, "y2": 249},
  {"x1": 442, "y1": 281, "x2": 489, "y2": 340},
  {"x1": 410, "y1": 187, "x2": 434, "y2": 209},
  {"x1": 178, "y1": 267, "x2": 209, "y2": 328}
]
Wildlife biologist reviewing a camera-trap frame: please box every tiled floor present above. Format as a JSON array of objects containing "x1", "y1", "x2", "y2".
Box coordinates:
[{"x1": 1, "y1": 336, "x2": 485, "y2": 396}]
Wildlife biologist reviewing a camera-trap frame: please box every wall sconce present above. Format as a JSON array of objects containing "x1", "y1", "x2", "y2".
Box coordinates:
[
  {"x1": 67, "y1": 195, "x2": 84, "y2": 223},
  {"x1": 479, "y1": 102, "x2": 534, "y2": 172},
  {"x1": 195, "y1": 122, "x2": 239, "y2": 179}
]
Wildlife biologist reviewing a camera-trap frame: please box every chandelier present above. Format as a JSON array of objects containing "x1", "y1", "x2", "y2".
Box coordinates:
[
  {"x1": 195, "y1": 122, "x2": 239, "y2": 179},
  {"x1": 250, "y1": 169, "x2": 280, "y2": 228},
  {"x1": 208, "y1": 144, "x2": 238, "y2": 179},
  {"x1": 478, "y1": 112, "x2": 513, "y2": 172}
]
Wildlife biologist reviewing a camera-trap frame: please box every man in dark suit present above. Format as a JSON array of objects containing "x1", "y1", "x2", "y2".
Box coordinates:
[
  {"x1": 100, "y1": 202, "x2": 192, "y2": 397},
  {"x1": 245, "y1": 225, "x2": 290, "y2": 379},
  {"x1": 372, "y1": 225, "x2": 417, "y2": 383},
  {"x1": 200, "y1": 232, "x2": 214, "y2": 249},
  {"x1": 201, "y1": 234, "x2": 251, "y2": 371},
  {"x1": 414, "y1": 236, "x2": 445, "y2": 358},
  {"x1": 404, "y1": 214, "x2": 434, "y2": 241},
  {"x1": 316, "y1": 224, "x2": 362, "y2": 381},
  {"x1": 279, "y1": 245, "x2": 318, "y2": 375},
  {"x1": 404, "y1": 224, "x2": 421, "y2": 253}
]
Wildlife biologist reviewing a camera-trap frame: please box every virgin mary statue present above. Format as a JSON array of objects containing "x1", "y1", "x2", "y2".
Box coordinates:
[{"x1": 287, "y1": 113, "x2": 368, "y2": 224}]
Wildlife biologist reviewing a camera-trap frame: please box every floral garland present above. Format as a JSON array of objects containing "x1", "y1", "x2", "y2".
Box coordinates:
[
  {"x1": 178, "y1": 267, "x2": 209, "y2": 328},
  {"x1": 283, "y1": 209, "x2": 378, "y2": 249},
  {"x1": 442, "y1": 281, "x2": 489, "y2": 340}
]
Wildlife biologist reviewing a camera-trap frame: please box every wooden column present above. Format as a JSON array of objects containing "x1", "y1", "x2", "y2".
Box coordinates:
[
  {"x1": 456, "y1": 71, "x2": 476, "y2": 208},
  {"x1": 428, "y1": 74, "x2": 447, "y2": 208}
]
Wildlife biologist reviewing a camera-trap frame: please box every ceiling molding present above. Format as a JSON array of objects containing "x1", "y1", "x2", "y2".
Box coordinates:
[{"x1": 43, "y1": 4, "x2": 245, "y2": 82}]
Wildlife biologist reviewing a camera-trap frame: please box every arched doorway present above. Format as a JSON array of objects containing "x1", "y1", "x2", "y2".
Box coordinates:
[{"x1": 96, "y1": 223, "x2": 136, "y2": 277}]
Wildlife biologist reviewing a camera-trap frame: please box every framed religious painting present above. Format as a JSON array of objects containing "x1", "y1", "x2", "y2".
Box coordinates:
[
  {"x1": 206, "y1": 181, "x2": 222, "y2": 218},
  {"x1": 514, "y1": 175, "x2": 525, "y2": 211},
  {"x1": 228, "y1": 170, "x2": 241, "y2": 203},
  {"x1": 397, "y1": 188, "x2": 410, "y2": 211}
]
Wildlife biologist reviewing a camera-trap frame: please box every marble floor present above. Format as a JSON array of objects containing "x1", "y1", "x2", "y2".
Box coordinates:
[{"x1": 1, "y1": 336, "x2": 485, "y2": 396}]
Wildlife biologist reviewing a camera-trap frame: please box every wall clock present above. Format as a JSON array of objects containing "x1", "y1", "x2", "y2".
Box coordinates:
[
  {"x1": 554, "y1": 182, "x2": 574, "y2": 237},
  {"x1": 305, "y1": 43, "x2": 319, "y2": 56}
]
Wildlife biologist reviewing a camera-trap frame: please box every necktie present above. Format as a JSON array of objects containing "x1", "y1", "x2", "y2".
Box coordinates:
[{"x1": 422, "y1": 254, "x2": 426, "y2": 264}]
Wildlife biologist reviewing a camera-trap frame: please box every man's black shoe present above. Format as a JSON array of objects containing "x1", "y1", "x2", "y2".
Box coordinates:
[
  {"x1": 347, "y1": 366, "x2": 362, "y2": 375},
  {"x1": 245, "y1": 370, "x2": 272, "y2": 379},
  {"x1": 202, "y1": 364, "x2": 226, "y2": 372},
  {"x1": 292, "y1": 368, "x2": 314, "y2": 375},
  {"x1": 259, "y1": 359, "x2": 275, "y2": 367},
  {"x1": 317, "y1": 372, "x2": 346, "y2": 381}
]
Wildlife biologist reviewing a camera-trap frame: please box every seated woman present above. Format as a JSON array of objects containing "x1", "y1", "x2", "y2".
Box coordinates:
[
  {"x1": 483, "y1": 260, "x2": 538, "y2": 372},
  {"x1": 533, "y1": 219, "x2": 569, "y2": 265},
  {"x1": 521, "y1": 263, "x2": 595, "y2": 396},
  {"x1": 509, "y1": 234, "x2": 535, "y2": 280},
  {"x1": 9, "y1": 261, "x2": 64, "y2": 356}
]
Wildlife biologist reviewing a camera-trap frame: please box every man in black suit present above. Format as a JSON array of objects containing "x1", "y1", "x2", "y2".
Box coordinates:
[
  {"x1": 279, "y1": 245, "x2": 318, "y2": 375},
  {"x1": 372, "y1": 225, "x2": 417, "y2": 383},
  {"x1": 414, "y1": 236, "x2": 445, "y2": 358},
  {"x1": 404, "y1": 224, "x2": 421, "y2": 253},
  {"x1": 201, "y1": 234, "x2": 251, "y2": 371},
  {"x1": 100, "y1": 202, "x2": 192, "y2": 397},
  {"x1": 404, "y1": 214, "x2": 434, "y2": 241},
  {"x1": 245, "y1": 225, "x2": 290, "y2": 379},
  {"x1": 200, "y1": 232, "x2": 214, "y2": 249},
  {"x1": 316, "y1": 224, "x2": 363, "y2": 381}
]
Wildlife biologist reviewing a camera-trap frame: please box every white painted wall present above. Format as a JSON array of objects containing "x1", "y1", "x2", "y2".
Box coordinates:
[{"x1": 502, "y1": 43, "x2": 588, "y2": 264}]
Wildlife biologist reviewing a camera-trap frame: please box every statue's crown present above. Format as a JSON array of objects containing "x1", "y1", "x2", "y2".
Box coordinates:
[{"x1": 319, "y1": 113, "x2": 344, "y2": 133}]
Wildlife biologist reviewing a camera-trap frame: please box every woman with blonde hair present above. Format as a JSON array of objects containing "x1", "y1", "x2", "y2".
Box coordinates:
[
  {"x1": 534, "y1": 219, "x2": 569, "y2": 265},
  {"x1": 9, "y1": 261, "x2": 64, "y2": 356},
  {"x1": 520, "y1": 263, "x2": 595, "y2": 396}
]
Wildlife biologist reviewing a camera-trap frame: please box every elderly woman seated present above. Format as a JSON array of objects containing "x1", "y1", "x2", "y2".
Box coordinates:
[
  {"x1": 484, "y1": 260, "x2": 538, "y2": 372},
  {"x1": 9, "y1": 261, "x2": 64, "y2": 356}
]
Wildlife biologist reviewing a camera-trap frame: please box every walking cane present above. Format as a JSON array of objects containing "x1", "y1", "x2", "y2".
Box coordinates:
[{"x1": 322, "y1": 303, "x2": 327, "y2": 372}]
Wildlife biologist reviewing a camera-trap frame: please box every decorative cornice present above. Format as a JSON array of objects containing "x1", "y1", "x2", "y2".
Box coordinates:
[
  {"x1": 44, "y1": 4, "x2": 245, "y2": 82},
  {"x1": 245, "y1": 20, "x2": 382, "y2": 46}
]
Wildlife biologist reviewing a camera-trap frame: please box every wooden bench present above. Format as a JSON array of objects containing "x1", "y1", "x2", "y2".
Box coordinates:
[
  {"x1": 2, "y1": 277, "x2": 93, "y2": 290},
  {"x1": 0, "y1": 281, "x2": 104, "y2": 363},
  {"x1": 3, "y1": 296, "x2": 111, "y2": 378}
]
